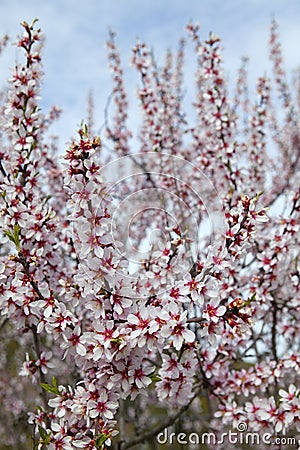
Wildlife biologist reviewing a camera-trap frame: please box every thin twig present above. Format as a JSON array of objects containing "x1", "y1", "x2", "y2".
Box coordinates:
[
  {"x1": 31, "y1": 324, "x2": 50, "y2": 427},
  {"x1": 119, "y1": 389, "x2": 200, "y2": 449}
]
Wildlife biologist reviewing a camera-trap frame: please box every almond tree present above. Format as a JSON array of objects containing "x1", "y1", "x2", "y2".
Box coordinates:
[{"x1": 0, "y1": 18, "x2": 299, "y2": 450}]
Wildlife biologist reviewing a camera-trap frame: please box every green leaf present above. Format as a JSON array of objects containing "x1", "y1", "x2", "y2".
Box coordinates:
[
  {"x1": 41, "y1": 377, "x2": 61, "y2": 396},
  {"x1": 3, "y1": 229, "x2": 14, "y2": 242},
  {"x1": 95, "y1": 432, "x2": 112, "y2": 449},
  {"x1": 13, "y1": 223, "x2": 20, "y2": 250},
  {"x1": 253, "y1": 191, "x2": 264, "y2": 202},
  {"x1": 52, "y1": 376, "x2": 57, "y2": 389},
  {"x1": 110, "y1": 337, "x2": 122, "y2": 345},
  {"x1": 40, "y1": 383, "x2": 61, "y2": 396},
  {"x1": 38, "y1": 425, "x2": 47, "y2": 440},
  {"x1": 4, "y1": 224, "x2": 21, "y2": 250},
  {"x1": 149, "y1": 374, "x2": 161, "y2": 383},
  {"x1": 83, "y1": 123, "x2": 88, "y2": 137},
  {"x1": 243, "y1": 293, "x2": 256, "y2": 308},
  {"x1": 38, "y1": 425, "x2": 51, "y2": 444}
]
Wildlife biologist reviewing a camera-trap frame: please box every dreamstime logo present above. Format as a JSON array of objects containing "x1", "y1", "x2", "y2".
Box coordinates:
[
  {"x1": 72, "y1": 152, "x2": 226, "y2": 297},
  {"x1": 156, "y1": 423, "x2": 300, "y2": 447}
]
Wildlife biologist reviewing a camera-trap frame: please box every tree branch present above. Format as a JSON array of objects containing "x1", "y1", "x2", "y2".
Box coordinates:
[
  {"x1": 31, "y1": 324, "x2": 50, "y2": 428},
  {"x1": 271, "y1": 297, "x2": 278, "y2": 363},
  {"x1": 119, "y1": 389, "x2": 200, "y2": 449}
]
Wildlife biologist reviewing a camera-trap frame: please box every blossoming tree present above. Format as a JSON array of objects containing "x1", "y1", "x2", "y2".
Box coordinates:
[{"x1": 0, "y1": 18, "x2": 299, "y2": 450}]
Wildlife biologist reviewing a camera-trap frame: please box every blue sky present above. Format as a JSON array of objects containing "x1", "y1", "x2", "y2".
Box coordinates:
[{"x1": 0, "y1": 0, "x2": 300, "y2": 148}]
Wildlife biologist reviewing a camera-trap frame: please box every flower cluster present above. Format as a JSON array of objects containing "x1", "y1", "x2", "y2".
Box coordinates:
[{"x1": 0, "y1": 18, "x2": 300, "y2": 450}]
